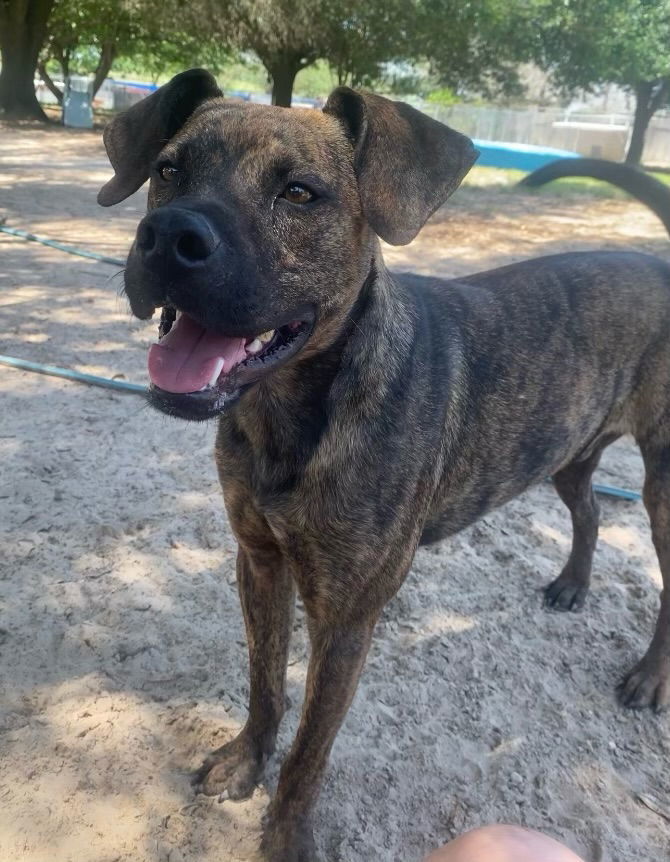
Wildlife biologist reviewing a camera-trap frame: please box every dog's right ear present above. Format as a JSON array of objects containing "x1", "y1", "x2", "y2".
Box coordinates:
[{"x1": 97, "y1": 68, "x2": 221, "y2": 207}]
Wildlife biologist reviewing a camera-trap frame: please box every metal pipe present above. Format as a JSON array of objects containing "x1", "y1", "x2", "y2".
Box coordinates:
[
  {"x1": 0, "y1": 223, "x2": 125, "y2": 266},
  {"x1": 0, "y1": 354, "x2": 147, "y2": 394}
]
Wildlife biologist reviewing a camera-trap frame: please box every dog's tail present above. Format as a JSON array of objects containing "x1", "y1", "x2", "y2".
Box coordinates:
[{"x1": 518, "y1": 157, "x2": 670, "y2": 237}]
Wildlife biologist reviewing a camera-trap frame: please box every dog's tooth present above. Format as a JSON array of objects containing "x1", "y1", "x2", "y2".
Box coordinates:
[
  {"x1": 258, "y1": 329, "x2": 275, "y2": 343},
  {"x1": 246, "y1": 338, "x2": 263, "y2": 354},
  {"x1": 207, "y1": 357, "x2": 225, "y2": 387}
]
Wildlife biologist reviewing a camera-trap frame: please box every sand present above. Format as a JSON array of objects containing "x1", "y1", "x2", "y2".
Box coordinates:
[{"x1": 1, "y1": 122, "x2": 669, "y2": 862}]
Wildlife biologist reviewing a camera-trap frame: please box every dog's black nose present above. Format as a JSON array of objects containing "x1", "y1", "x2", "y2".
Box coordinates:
[{"x1": 136, "y1": 207, "x2": 219, "y2": 269}]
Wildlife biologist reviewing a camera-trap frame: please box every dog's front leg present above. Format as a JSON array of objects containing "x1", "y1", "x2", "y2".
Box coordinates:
[
  {"x1": 194, "y1": 545, "x2": 295, "y2": 799},
  {"x1": 261, "y1": 616, "x2": 376, "y2": 862}
]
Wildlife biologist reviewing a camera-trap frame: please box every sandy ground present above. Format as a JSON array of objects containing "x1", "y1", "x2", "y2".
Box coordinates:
[{"x1": 1, "y1": 122, "x2": 670, "y2": 862}]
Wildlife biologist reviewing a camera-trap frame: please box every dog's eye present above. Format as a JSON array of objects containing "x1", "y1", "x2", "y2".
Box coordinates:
[
  {"x1": 158, "y1": 163, "x2": 179, "y2": 182},
  {"x1": 281, "y1": 183, "x2": 315, "y2": 205}
]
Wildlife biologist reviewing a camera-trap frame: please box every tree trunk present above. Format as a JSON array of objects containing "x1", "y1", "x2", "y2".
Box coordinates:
[
  {"x1": 626, "y1": 78, "x2": 670, "y2": 166},
  {"x1": 626, "y1": 82, "x2": 653, "y2": 165},
  {"x1": 92, "y1": 41, "x2": 117, "y2": 98},
  {"x1": 0, "y1": 0, "x2": 56, "y2": 120},
  {"x1": 38, "y1": 60, "x2": 63, "y2": 104},
  {"x1": 269, "y1": 59, "x2": 301, "y2": 107}
]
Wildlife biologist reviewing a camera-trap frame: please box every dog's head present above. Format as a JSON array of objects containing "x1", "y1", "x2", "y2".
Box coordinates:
[{"x1": 99, "y1": 68, "x2": 477, "y2": 420}]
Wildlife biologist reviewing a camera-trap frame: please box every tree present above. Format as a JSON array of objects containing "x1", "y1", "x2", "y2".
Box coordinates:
[
  {"x1": 39, "y1": 0, "x2": 228, "y2": 104},
  {"x1": 202, "y1": 0, "x2": 328, "y2": 106},
  {"x1": 418, "y1": 0, "x2": 543, "y2": 99},
  {"x1": 203, "y1": 0, "x2": 422, "y2": 106},
  {"x1": 199, "y1": 0, "x2": 549, "y2": 107},
  {"x1": 39, "y1": 0, "x2": 134, "y2": 103},
  {"x1": 322, "y1": 1, "x2": 419, "y2": 89},
  {"x1": 537, "y1": 0, "x2": 670, "y2": 164},
  {"x1": 0, "y1": 0, "x2": 56, "y2": 119}
]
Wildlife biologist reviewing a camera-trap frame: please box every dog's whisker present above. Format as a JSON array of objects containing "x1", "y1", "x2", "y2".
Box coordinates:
[{"x1": 103, "y1": 268, "x2": 125, "y2": 289}]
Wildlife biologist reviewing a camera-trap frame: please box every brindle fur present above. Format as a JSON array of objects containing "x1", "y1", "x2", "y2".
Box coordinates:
[{"x1": 99, "y1": 70, "x2": 670, "y2": 862}]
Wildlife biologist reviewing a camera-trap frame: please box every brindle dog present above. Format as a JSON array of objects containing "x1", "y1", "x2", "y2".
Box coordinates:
[{"x1": 99, "y1": 69, "x2": 670, "y2": 861}]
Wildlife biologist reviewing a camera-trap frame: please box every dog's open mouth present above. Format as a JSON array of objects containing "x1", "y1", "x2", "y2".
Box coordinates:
[{"x1": 147, "y1": 304, "x2": 314, "y2": 419}]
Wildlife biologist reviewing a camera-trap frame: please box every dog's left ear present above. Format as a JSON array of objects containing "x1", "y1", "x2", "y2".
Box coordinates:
[
  {"x1": 324, "y1": 88, "x2": 478, "y2": 245},
  {"x1": 97, "y1": 68, "x2": 222, "y2": 206}
]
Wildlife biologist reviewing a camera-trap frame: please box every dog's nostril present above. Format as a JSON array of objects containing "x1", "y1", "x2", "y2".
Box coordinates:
[
  {"x1": 137, "y1": 224, "x2": 156, "y2": 253},
  {"x1": 176, "y1": 230, "x2": 212, "y2": 263}
]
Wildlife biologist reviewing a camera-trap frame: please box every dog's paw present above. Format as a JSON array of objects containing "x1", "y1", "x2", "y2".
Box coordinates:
[
  {"x1": 260, "y1": 813, "x2": 317, "y2": 862},
  {"x1": 191, "y1": 732, "x2": 265, "y2": 800},
  {"x1": 544, "y1": 573, "x2": 588, "y2": 612},
  {"x1": 618, "y1": 656, "x2": 670, "y2": 713}
]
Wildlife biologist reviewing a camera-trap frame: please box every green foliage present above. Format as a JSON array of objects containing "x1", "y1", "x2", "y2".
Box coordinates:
[
  {"x1": 537, "y1": 0, "x2": 670, "y2": 92},
  {"x1": 42, "y1": 0, "x2": 229, "y2": 89},
  {"x1": 199, "y1": 0, "x2": 423, "y2": 102},
  {"x1": 426, "y1": 86, "x2": 458, "y2": 106},
  {"x1": 535, "y1": 0, "x2": 670, "y2": 162},
  {"x1": 377, "y1": 62, "x2": 427, "y2": 96},
  {"x1": 42, "y1": 0, "x2": 670, "y2": 122},
  {"x1": 37, "y1": 0, "x2": 567, "y2": 107},
  {"x1": 199, "y1": 0, "x2": 547, "y2": 103},
  {"x1": 322, "y1": 1, "x2": 422, "y2": 88},
  {"x1": 204, "y1": 58, "x2": 270, "y2": 93},
  {"x1": 294, "y1": 62, "x2": 338, "y2": 100},
  {"x1": 418, "y1": 0, "x2": 543, "y2": 99},
  {"x1": 42, "y1": 0, "x2": 133, "y2": 80}
]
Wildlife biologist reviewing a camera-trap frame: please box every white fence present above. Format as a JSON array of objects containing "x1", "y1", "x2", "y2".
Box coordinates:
[
  {"x1": 425, "y1": 104, "x2": 670, "y2": 167},
  {"x1": 644, "y1": 114, "x2": 670, "y2": 166}
]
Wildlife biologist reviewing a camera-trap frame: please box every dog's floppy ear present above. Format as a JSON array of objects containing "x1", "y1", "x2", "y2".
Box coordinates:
[
  {"x1": 324, "y1": 87, "x2": 478, "y2": 245},
  {"x1": 97, "y1": 68, "x2": 222, "y2": 207}
]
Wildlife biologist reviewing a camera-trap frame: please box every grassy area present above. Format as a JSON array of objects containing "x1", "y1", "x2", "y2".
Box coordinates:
[
  {"x1": 214, "y1": 60, "x2": 268, "y2": 94},
  {"x1": 196, "y1": 58, "x2": 339, "y2": 98},
  {"x1": 294, "y1": 62, "x2": 340, "y2": 99},
  {"x1": 463, "y1": 165, "x2": 670, "y2": 199}
]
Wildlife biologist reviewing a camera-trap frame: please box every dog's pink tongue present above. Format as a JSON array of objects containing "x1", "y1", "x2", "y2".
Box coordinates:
[{"x1": 148, "y1": 313, "x2": 246, "y2": 393}]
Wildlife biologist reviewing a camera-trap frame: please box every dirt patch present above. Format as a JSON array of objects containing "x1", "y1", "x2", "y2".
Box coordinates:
[{"x1": 1, "y1": 123, "x2": 669, "y2": 862}]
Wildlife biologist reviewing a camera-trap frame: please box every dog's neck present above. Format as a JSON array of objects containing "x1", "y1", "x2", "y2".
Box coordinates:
[{"x1": 222, "y1": 247, "x2": 415, "y2": 466}]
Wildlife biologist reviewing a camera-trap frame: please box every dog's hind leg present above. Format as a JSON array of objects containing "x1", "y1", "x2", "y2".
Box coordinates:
[
  {"x1": 193, "y1": 543, "x2": 295, "y2": 798},
  {"x1": 619, "y1": 442, "x2": 670, "y2": 712},
  {"x1": 545, "y1": 441, "x2": 614, "y2": 611}
]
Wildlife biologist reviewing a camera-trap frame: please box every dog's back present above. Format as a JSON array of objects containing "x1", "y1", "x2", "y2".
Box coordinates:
[{"x1": 403, "y1": 251, "x2": 670, "y2": 539}]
